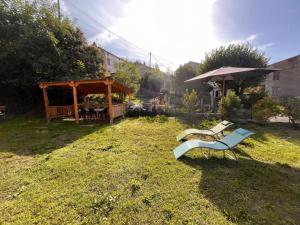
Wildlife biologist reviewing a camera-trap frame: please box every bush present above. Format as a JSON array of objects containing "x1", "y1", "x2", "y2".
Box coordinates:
[
  {"x1": 252, "y1": 96, "x2": 280, "y2": 124},
  {"x1": 182, "y1": 89, "x2": 199, "y2": 114},
  {"x1": 182, "y1": 89, "x2": 199, "y2": 124},
  {"x1": 241, "y1": 88, "x2": 268, "y2": 109},
  {"x1": 218, "y1": 90, "x2": 241, "y2": 119},
  {"x1": 280, "y1": 97, "x2": 300, "y2": 128}
]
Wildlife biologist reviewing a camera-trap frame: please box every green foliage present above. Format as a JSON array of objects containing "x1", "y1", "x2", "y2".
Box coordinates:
[
  {"x1": 252, "y1": 96, "x2": 281, "y2": 124},
  {"x1": 218, "y1": 90, "x2": 241, "y2": 119},
  {"x1": 175, "y1": 62, "x2": 209, "y2": 95},
  {"x1": 91, "y1": 192, "x2": 118, "y2": 217},
  {"x1": 113, "y1": 60, "x2": 141, "y2": 92},
  {"x1": 200, "y1": 44, "x2": 268, "y2": 95},
  {"x1": 182, "y1": 89, "x2": 199, "y2": 115},
  {"x1": 241, "y1": 87, "x2": 268, "y2": 109},
  {"x1": 140, "y1": 69, "x2": 165, "y2": 92},
  {"x1": 0, "y1": 0, "x2": 105, "y2": 112},
  {"x1": 280, "y1": 97, "x2": 300, "y2": 128}
]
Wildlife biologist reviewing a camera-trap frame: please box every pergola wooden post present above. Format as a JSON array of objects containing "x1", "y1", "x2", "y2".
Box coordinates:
[
  {"x1": 70, "y1": 81, "x2": 79, "y2": 124},
  {"x1": 41, "y1": 85, "x2": 50, "y2": 123},
  {"x1": 106, "y1": 79, "x2": 113, "y2": 124}
]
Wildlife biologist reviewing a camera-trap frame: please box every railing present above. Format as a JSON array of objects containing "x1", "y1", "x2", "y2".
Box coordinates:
[
  {"x1": 112, "y1": 104, "x2": 127, "y2": 119},
  {"x1": 48, "y1": 105, "x2": 74, "y2": 119}
]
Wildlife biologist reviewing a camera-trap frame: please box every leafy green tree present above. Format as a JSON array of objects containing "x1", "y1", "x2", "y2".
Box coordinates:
[
  {"x1": 280, "y1": 97, "x2": 300, "y2": 128},
  {"x1": 113, "y1": 60, "x2": 141, "y2": 92},
  {"x1": 175, "y1": 62, "x2": 209, "y2": 97},
  {"x1": 0, "y1": 0, "x2": 105, "y2": 112},
  {"x1": 200, "y1": 44, "x2": 268, "y2": 95},
  {"x1": 252, "y1": 96, "x2": 280, "y2": 124},
  {"x1": 141, "y1": 69, "x2": 165, "y2": 92}
]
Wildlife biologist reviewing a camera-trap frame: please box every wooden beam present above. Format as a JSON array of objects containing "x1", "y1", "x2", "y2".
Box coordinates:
[
  {"x1": 72, "y1": 82, "x2": 79, "y2": 124},
  {"x1": 222, "y1": 76, "x2": 226, "y2": 97},
  {"x1": 42, "y1": 88, "x2": 50, "y2": 123},
  {"x1": 107, "y1": 83, "x2": 113, "y2": 124}
]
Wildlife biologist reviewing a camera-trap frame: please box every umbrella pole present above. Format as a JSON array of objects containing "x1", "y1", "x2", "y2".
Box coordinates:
[
  {"x1": 221, "y1": 76, "x2": 226, "y2": 120},
  {"x1": 222, "y1": 76, "x2": 226, "y2": 97}
]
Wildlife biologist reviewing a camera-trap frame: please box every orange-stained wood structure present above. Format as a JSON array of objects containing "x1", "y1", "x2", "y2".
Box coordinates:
[{"x1": 39, "y1": 78, "x2": 133, "y2": 124}]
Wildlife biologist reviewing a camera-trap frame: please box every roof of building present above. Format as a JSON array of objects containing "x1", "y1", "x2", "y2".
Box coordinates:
[{"x1": 269, "y1": 54, "x2": 300, "y2": 66}]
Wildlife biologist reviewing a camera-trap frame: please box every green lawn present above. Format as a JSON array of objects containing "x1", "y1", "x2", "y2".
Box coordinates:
[{"x1": 0, "y1": 117, "x2": 299, "y2": 225}]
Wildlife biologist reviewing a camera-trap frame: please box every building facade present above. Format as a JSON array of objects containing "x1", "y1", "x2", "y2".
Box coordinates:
[
  {"x1": 266, "y1": 55, "x2": 300, "y2": 97},
  {"x1": 101, "y1": 48, "x2": 124, "y2": 74}
]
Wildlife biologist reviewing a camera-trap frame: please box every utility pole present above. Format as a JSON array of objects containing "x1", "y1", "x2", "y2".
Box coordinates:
[
  {"x1": 149, "y1": 51, "x2": 152, "y2": 68},
  {"x1": 57, "y1": 0, "x2": 61, "y2": 20}
]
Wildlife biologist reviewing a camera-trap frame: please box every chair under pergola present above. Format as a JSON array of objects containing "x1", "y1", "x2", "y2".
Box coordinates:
[{"x1": 39, "y1": 78, "x2": 133, "y2": 124}]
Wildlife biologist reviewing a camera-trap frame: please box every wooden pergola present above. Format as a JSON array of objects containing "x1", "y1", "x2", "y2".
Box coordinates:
[{"x1": 39, "y1": 78, "x2": 133, "y2": 124}]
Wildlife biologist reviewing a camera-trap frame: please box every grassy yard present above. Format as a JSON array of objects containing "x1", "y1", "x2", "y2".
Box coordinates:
[{"x1": 0, "y1": 117, "x2": 299, "y2": 225}]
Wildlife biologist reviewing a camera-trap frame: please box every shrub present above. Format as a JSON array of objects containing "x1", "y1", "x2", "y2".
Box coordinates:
[
  {"x1": 182, "y1": 89, "x2": 199, "y2": 114},
  {"x1": 280, "y1": 97, "x2": 300, "y2": 128},
  {"x1": 252, "y1": 96, "x2": 280, "y2": 124},
  {"x1": 182, "y1": 89, "x2": 199, "y2": 123},
  {"x1": 218, "y1": 90, "x2": 241, "y2": 119},
  {"x1": 241, "y1": 88, "x2": 268, "y2": 109}
]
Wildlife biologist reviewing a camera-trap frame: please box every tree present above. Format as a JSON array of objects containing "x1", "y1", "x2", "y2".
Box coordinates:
[
  {"x1": 0, "y1": 0, "x2": 105, "y2": 112},
  {"x1": 280, "y1": 97, "x2": 300, "y2": 128},
  {"x1": 140, "y1": 69, "x2": 165, "y2": 93},
  {"x1": 252, "y1": 96, "x2": 280, "y2": 124},
  {"x1": 113, "y1": 60, "x2": 141, "y2": 92},
  {"x1": 200, "y1": 44, "x2": 269, "y2": 95},
  {"x1": 174, "y1": 62, "x2": 210, "y2": 97}
]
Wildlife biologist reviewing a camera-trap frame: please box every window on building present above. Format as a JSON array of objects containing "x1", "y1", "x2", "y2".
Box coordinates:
[
  {"x1": 272, "y1": 86, "x2": 279, "y2": 96},
  {"x1": 107, "y1": 58, "x2": 111, "y2": 66},
  {"x1": 273, "y1": 71, "x2": 280, "y2": 81}
]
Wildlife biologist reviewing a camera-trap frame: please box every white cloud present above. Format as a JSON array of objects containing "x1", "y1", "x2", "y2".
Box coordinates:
[
  {"x1": 107, "y1": 0, "x2": 219, "y2": 70},
  {"x1": 227, "y1": 33, "x2": 261, "y2": 45},
  {"x1": 61, "y1": 1, "x2": 274, "y2": 71},
  {"x1": 256, "y1": 42, "x2": 275, "y2": 51}
]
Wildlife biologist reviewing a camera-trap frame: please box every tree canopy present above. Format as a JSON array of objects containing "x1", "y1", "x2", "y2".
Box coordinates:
[
  {"x1": 113, "y1": 60, "x2": 141, "y2": 92},
  {"x1": 140, "y1": 68, "x2": 166, "y2": 93},
  {"x1": 174, "y1": 62, "x2": 209, "y2": 97},
  {"x1": 200, "y1": 44, "x2": 269, "y2": 95},
  {"x1": 0, "y1": 0, "x2": 105, "y2": 112}
]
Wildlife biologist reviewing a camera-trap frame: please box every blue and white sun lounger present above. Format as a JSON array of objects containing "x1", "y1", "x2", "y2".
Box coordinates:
[{"x1": 173, "y1": 128, "x2": 254, "y2": 160}]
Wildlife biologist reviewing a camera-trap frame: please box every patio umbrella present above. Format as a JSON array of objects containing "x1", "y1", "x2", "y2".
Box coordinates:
[{"x1": 185, "y1": 66, "x2": 279, "y2": 96}]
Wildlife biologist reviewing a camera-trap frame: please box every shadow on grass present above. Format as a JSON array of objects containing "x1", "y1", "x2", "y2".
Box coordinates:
[
  {"x1": 240, "y1": 123, "x2": 300, "y2": 147},
  {"x1": 180, "y1": 156, "x2": 300, "y2": 225},
  {"x1": 0, "y1": 117, "x2": 108, "y2": 156}
]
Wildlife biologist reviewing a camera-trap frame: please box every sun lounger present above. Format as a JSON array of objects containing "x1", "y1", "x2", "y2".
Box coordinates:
[
  {"x1": 173, "y1": 128, "x2": 254, "y2": 160},
  {"x1": 176, "y1": 120, "x2": 233, "y2": 141}
]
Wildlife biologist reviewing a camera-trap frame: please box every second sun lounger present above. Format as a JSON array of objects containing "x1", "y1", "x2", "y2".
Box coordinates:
[
  {"x1": 173, "y1": 128, "x2": 254, "y2": 160},
  {"x1": 176, "y1": 120, "x2": 233, "y2": 141}
]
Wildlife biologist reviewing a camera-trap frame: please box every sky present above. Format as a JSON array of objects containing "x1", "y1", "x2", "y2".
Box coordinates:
[{"x1": 61, "y1": 0, "x2": 300, "y2": 71}]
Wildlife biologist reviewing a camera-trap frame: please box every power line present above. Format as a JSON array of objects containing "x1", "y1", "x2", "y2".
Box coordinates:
[
  {"x1": 67, "y1": 2, "x2": 177, "y2": 68},
  {"x1": 70, "y1": 3, "x2": 148, "y2": 54}
]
